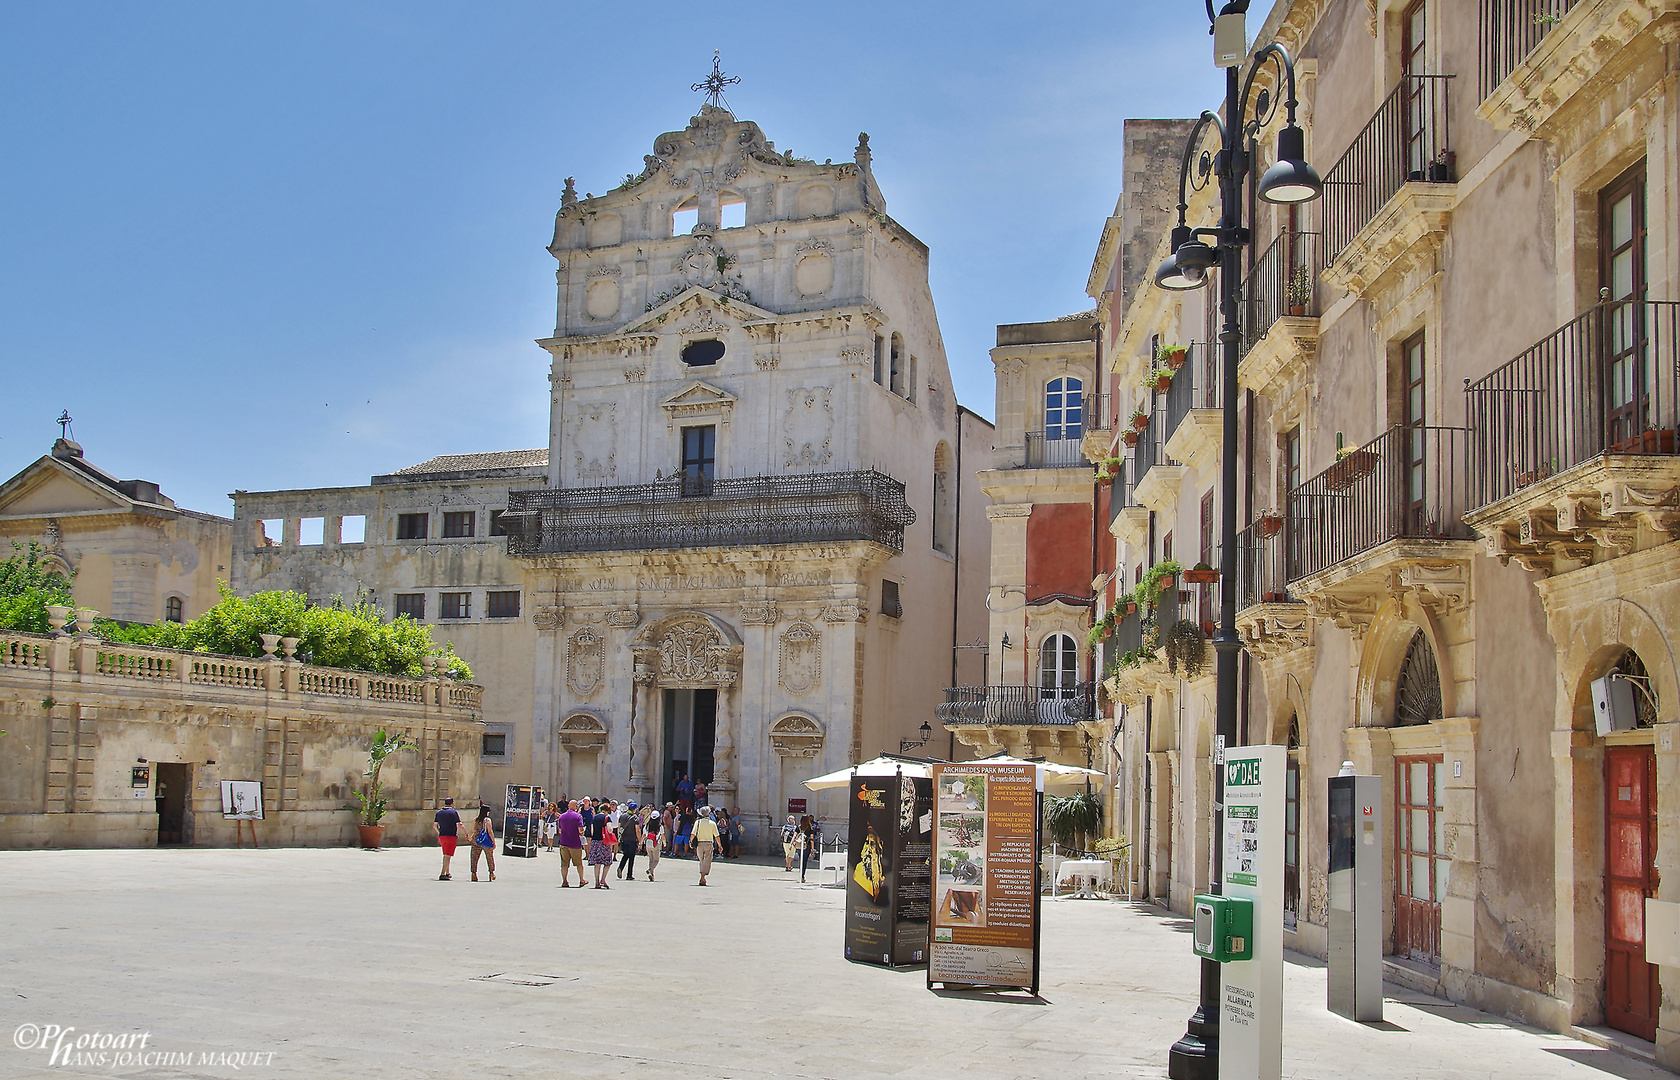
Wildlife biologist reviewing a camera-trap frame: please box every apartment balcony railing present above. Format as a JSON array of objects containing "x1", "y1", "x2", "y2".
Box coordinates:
[
  {"x1": 503, "y1": 469, "x2": 916, "y2": 557},
  {"x1": 1466, "y1": 300, "x2": 1680, "y2": 511},
  {"x1": 1131, "y1": 413, "x2": 1163, "y2": 490},
  {"x1": 1242, "y1": 230, "x2": 1322, "y2": 353},
  {"x1": 1235, "y1": 517, "x2": 1291, "y2": 609},
  {"x1": 1025, "y1": 428, "x2": 1091, "y2": 469},
  {"x1": 1164, "y1": 342, "x2": 1221, "y2": 445},
  {"x1": 1287, "y1": 426, "x2": 1472, "y2": 582},
  {"x1": 1323, "y1": 74, "x2": 1456, "y2": 265},
  {"x1": 935, "y1": 682, "x2": 1097, "y2": 726},
  {"x1": 1086, "y1": 393, "x2": 1118, "y2": 435},
  {"x1": 1478, "y1": 0, "x2": 1580, "y2": 101}
]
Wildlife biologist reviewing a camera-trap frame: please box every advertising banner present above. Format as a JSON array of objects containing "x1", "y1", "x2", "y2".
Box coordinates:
[
  {"x1": 844, "y1": 772, "x2": 934, "y2": 967},
  {"x1": 926, "y1": 762, "x2": 1041, "y2": 994},
  {"x1": 502, "y1": 784, "x2": 543, "y2": 858},
  {"x1": 1219, "y1": 745, "x2": 1284, "y2": 1080}
]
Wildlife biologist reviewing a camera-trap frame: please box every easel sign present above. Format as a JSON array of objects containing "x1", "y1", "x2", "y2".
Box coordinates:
[{"x1": 220, "y1": 780, "x2": 263, "y2": 847}]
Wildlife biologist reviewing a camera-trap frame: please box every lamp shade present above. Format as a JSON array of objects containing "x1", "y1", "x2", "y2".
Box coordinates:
[
  {"x1": 1155, "y1": 252, "x2": 1206, "y2": 292},
  {"x1": 1258, "y1": 125, "x2": 1322, "y2": 204}
]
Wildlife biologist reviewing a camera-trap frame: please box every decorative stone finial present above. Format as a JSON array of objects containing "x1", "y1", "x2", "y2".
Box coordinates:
[
  {"x1": 855, "y1": 132, "x2": 872, "y2": 169},
  {"x1": 561, "y1": 176, "x2": 577, "y2": 208}
]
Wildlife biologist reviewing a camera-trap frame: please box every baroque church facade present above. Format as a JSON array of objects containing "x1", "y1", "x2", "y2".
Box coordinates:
[{"x1": 232, "y1": 103, "x2": 991, "y2": 844}]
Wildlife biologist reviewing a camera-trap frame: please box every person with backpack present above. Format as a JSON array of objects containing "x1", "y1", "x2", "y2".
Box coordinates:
[{"x1": 615, "y1": 801, "x2": 640, "y2": 881}]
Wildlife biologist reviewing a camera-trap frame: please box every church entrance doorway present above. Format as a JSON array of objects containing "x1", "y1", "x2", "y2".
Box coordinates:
[{"x1": 662, "y1": 688, "x2": 717, "y2": 803}]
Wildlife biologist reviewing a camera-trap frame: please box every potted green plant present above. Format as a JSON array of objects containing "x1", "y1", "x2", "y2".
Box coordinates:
[
  {"x1": 1162, "y1": 344, "x2": 1189, "y2": 370},
  {"x1": 1122, "y1": 429, "x2": 1141, "y2": 448},
  {"x1": 1185, "y1": 561, "x2": 1219, "y2": 585},
  {"x1": 1130, "y1": 409, "x2": 1150, "y2": 432},
  {"x1": 356, "y1": 728, "x2": 419, "y2": 849},
  {"x1": 1162, "y1": 619, "x2": 1208, "y2": 677},
  {"x1": 1286, "y1": 265, "x2": 1312, "y2": 316},
  {"x1": 1326, "y1": 435, "x2": 1379, "y2": 492},
  {"x1": 1141, "y1": 367, "x2": 1173, "y2": 394}
]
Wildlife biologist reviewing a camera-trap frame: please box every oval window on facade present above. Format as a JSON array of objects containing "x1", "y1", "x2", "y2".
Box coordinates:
[{"x1": 682, "y1": 339, "x2": 725, "y2": 367}]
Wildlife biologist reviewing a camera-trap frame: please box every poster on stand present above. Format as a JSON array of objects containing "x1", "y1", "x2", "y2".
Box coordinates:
[
  {"x1": 502, "y1": 784, "x2": 543, "y2": 857},
  {"x1": 219, "y1": 781, "x2": 263, "y2": 819},
  {"x1": 926, "y1": 761, "x2": 1041, "y2": 994},
  {"x1": 844, "y1": 772, "x2": 934, "y2": 967}
]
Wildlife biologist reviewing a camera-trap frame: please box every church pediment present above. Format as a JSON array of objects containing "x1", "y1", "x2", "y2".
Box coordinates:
[
  {"x1": 0, "y1": 458, "x2": 132, "y2": 519},
  {"x1": 625, "y1": 286, "x2": 775, "y2": 335},
  {"x1": 659, "y1": 381, "x2": 738, "y2": 431}
]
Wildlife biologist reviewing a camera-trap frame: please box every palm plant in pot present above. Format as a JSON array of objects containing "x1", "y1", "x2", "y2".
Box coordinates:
[{"x1": 356, "y1": 728, "x2": 419, "y2": 849}]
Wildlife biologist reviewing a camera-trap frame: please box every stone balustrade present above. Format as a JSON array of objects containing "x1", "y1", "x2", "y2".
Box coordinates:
[{"x1": 0, "y1": 629, "x2": 480, "y2": 718}]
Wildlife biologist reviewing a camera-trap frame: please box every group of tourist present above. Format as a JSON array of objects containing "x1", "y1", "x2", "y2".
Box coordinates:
[
  {"x1": 533, "y1": 794, "x2": 748, "y2": 887},
  {"x1": 780, "y1": 813, "x2": 824, "y2": 883}
]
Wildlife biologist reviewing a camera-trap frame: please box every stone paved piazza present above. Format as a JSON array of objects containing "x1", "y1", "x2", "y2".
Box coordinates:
[{"x1": 0, "y1": 848, "x2": 1664, "y2": 1079}]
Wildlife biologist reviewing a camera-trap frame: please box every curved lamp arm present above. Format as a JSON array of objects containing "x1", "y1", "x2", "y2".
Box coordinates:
[
  {"x1": 1237, "y1": 42, "x2": 1302, "y2": 139},
  {"x1": 1170, "y1": 110, "x2": 1227, "y2": 234}
]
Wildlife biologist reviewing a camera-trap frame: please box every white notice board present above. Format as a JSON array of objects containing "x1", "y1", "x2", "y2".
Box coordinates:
[
  {"x1": 1220, "y1": 744, "x2": 1283, "y2": 1080},
  {"x1": 220, "y1": 780, "x2": 264, "y2": 820}
]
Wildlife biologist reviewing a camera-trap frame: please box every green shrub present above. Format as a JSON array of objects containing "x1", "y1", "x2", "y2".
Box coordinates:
[
  {"x1": 97, "y1": 586, "x2": 471, "y2": 680},
  {"x1": 0, "y1": 542, "x2": 76, "y2": 634}
]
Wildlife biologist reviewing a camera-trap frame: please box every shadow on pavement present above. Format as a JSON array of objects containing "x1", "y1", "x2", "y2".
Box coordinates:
[{"x1": 1542, "y1": 1047, "x2": 1662, "y2": 1078}]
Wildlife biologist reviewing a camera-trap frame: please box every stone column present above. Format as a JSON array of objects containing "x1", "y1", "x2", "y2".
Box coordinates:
[
  {"x1": 629, "y1": 665, "x2": 657, "y2": 804},
  {"x1": 1437, "y1": 717, "x2": 1481, "y2": 1003}
]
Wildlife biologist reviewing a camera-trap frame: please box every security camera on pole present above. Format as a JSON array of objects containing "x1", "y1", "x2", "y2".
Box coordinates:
[{"x1": 1155, "y1": 3, "x2": 1323, "y2": 1078}]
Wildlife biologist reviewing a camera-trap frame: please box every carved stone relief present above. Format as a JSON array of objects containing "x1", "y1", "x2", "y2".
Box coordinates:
[
  {"x1": 567, "y1": 626, "x2": 605, "y2": 697},
  {"x1": 778, "y1": 621, "x2": 822, "y2": 696},
  {"x1": 558, "y1": 712, "x2": 607, "y2": 753},
  {"x1": 569, "y1": 402, "x2": 618, "y2": 481},
  {"x1": 783, "y1": 386, "x2": 834, "y2": 469},
  {"x1": 770, "y1": 714, "x2": 825, "y2": 758}
]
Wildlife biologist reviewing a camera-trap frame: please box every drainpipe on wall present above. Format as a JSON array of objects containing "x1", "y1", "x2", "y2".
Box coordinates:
[{"x1": 950, "y1": 405, "x2": 967, "y2": 763}]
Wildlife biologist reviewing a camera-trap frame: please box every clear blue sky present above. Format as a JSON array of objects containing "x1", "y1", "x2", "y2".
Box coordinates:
[{"x1": 0, "y1": 2, "x2": 1265, "y2": 516}]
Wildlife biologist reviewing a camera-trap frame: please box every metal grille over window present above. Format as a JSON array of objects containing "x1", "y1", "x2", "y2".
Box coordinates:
[{"x1": 1395, "y1": 630, "x2": 1443, "y2": 726}]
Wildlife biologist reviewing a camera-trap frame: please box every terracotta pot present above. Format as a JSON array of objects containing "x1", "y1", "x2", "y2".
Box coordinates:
[
  {"x1": 1157, "y1": 575, "x2": 1175, "y2": 592},
  {"x1": 1325, "y1": 449, "x2": 1379, "y2": 492},
  {"x1": 1288, "y1": 303, "x2": 1306, "y2": 316},
  {"x1": 1131, "y1": 414, "x2": 1150, "y2": 432},
  {"x1": 1255, "y1": 514, "x2": 1284, "y2": 540},
  {"x1": 357, "y1": 824, "x2": 386, "y2": 849},
  {"x1": 1165, "y1": 348, "x2": 1187, "y2": 370},
  {"x1": 1262, "y1": 592, "x2": 1286, "y2": 603},
  {"x1": 1122, "y1": 431, "x2": 1140, "y2": 448},
  {"x1": 1185, "y1": 569, "x2": 1219, "y2": 585},
  {"x1": 1154, "y1": 374, "x2": 1173, "y2": 393},
  {"x1": 1124, "y1": 602, "x2": 1137, "y2": 615}
]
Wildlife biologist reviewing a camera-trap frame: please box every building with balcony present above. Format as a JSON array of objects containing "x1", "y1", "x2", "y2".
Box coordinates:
[
  {"x1": 233, "y1": 103, "x2": 993, "y2": 843},
  {"x1": 941, "y1": 314, "x2": 1102, "y2": 771},
  {"x1": 1080, "y1": 0, "x2": 1680, "y2": 1066}
]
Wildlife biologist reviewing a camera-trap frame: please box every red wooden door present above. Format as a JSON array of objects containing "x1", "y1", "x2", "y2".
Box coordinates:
[
  {"x1": 1396, "y1": 756, "x2": 1445, "y2": 964},
  {"x1": 1605, "y1": 745, "x2": 1659, "y2": 1041}
]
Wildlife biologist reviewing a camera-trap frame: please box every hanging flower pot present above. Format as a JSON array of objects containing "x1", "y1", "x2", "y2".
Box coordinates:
[
  {"x1": 1154, "y1": 373, "x2": 1173, "y2": 393},
  {"x1": 1164, "y1": 346, "x2": 1188, "y2": 370},
  {"x1": 1122, "y1": 430, "x2": 1140, "y2": 448},
  {"x1": 1123, "y1": 601, "x2": 1138, "y2": 616},
  {"x1": 1157, "y1": 574, "x2": 1175, "y2": 592},
  {"x1": 1185, "y1": 564, "x2": 1219, "y2": 585},
  {"x1": 1326, "y1": 448, "x2": 1379, "y2": 492},
  {"x1": 1255, "y1": 512, "x2": 1284, "y2": 540},
  {"x1": 1130, "y1": 412, "x2": 1150, "y2": 432}
]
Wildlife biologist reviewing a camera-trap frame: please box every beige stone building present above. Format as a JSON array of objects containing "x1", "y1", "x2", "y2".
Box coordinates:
[
  {"x1": 1083, "y1": 0, "x2": 1680, "y2": 1068},
  {"x1": 0, "y1": 438, "x2": 232, "y2": 625},
  {"x1": 0, "y1": 629, "x2": 484, "y2": 848},
  {"x1": 234, "y1": 103, "x2": 993, "y2": 846}
]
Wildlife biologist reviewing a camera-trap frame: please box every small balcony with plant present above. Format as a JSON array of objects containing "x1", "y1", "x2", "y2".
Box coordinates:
[
  {"x1": 1465, "y1": 298, "x2": 1680, "y2": 574},
  {"x1": 1318, "y1": 73, "x2": 1456, "y2": 303},
  {"x1": 1232, "y1": 514, "x2": 1312, "y2": 658},
  {"x1": 1285, "y1": 426, "x2": 1476, "y2": 635},
  {"x1": 1237, "y1": 229, "x2": 1323, "y2": 409},
  {"x1": 1162, "y1": 340, "x2": 1223, "y2": 477},
  {"x1": 1101, "y1": 561, "x2": 1211, "y2": 706},
  {"x1": 1475, "y1": 0, "x2": 1663, "y2": 141}
]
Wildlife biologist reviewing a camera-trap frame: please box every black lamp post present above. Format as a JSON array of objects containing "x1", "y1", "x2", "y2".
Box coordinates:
[{"x1": 1155, "y1": 5, "x2": 1321, "y2": 1078}]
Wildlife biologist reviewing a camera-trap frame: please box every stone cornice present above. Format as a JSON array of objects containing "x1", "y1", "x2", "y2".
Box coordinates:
[{"x1": 1319, "y1": 184, "x2": 1454, "y2": 300}]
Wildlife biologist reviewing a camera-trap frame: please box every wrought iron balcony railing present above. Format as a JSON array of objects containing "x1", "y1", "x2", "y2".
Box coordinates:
[
  {"x1": 1164, "y1": 341, "x2": 1220, "y2": 445},
  {"x1": 1287, "y1": 426, "x2": 1471, "y2": 582},
  {"x1": 936, "y1": 682, "x2": 1097, "y2": 727},
  {"x1": 1466, "y1": 300, "x2": 1680, "y2": 511},
  {"x1": 1131, "y1": 412, "x2": 1163, "y2": 490},
  {"x1": 1478, "y1": 0, "x2": 1579, "y2": 101},
  {"x1": 1235, "y1": 517, "x2": 1291, "y2": 610},
  {"x1": 1241, "y1": 230, "x2": 1322, "y2": 353},
  {"x1": 503, "y1": 469, "x2": 916, "y2": 556},
  {"x1": 1025, "y1": 428, "x2": 1091, "y2": 468},
  {"x1": 1323, "y1": 74, "x2": 1456, "y2": 266}
]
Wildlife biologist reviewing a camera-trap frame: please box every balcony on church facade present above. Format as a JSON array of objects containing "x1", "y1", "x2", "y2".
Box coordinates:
[
  {"x1": 935, "y1": 681, "x2": 1097, "y2": 727},
  {"x1": 1319, "y1": 74, "x2": 1457, "y2": 301},
  {"x1": 1465, "y1": 300, "x2": 1680, "y2": 574},
  {"x1": 1286, "y1": 426, "x2": 1476, "y2": 633},
  {"x1": 502, "y1": 469, "x2": 916, "y2": 557}
]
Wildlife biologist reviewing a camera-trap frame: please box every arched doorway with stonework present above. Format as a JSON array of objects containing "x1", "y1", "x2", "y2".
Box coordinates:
[
  {"x1": 555, "y1": 712, "x2": 607, "y2": 800},
  {"x1": 630, "y1": 611, "x2": 743, "y2": 808}
]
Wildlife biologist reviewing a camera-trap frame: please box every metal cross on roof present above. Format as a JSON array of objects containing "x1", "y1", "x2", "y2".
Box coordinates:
[
  {"x1": 691, "y1": 50, "x2": 740, "y2": 110},
  {"x1": 57, "y1": 411, "x2": 72, "y2": 439}
]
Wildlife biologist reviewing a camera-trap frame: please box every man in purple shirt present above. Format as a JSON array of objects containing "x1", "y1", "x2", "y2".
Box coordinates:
[{"x1": 556, "y1": 800, "x2": 586, "y2": 888}]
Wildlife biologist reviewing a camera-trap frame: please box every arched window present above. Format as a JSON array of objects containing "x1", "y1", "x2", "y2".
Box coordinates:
[
  {"x1": 1038, "y1": 633, "x2": 1078, "y2": 699},
  {"x1": 671, "y1": 197, "x2": 699, "y2": 236},
  {"x1": 1045, "y1": 377, "x2": 1084, "y2": 440},
  {"x1": 164, "y1": 596, "x2": 184, "y2": 623},
  {"x1": 1395, "y1": 630, "x2": 1443, "y2": 726},
  {"x1": 932, "y1": 442, "x2": 954, "y2": 555},
  {"x1": 1612, "y1": 649, "x2": 1658, "y2": 728}
]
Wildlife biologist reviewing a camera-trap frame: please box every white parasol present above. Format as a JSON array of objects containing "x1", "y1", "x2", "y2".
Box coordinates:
[{"x1": 801, "y1": 755, "x2": 936, "y2": 791}]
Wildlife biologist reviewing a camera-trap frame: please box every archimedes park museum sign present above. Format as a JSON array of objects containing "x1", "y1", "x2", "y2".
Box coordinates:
[{"x1": 926, "y1": 761, "x2": 1042, "y2": 994}]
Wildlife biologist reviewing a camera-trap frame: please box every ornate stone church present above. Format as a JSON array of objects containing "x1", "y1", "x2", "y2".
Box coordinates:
[{"x1": 232, "y1": 94, "x2": 992, "y2": 845}]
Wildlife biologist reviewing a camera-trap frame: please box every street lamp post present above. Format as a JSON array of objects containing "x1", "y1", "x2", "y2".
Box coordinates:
[{"x1": 1155, "y1": 6, "x2": 1321, "y2": 1077}]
